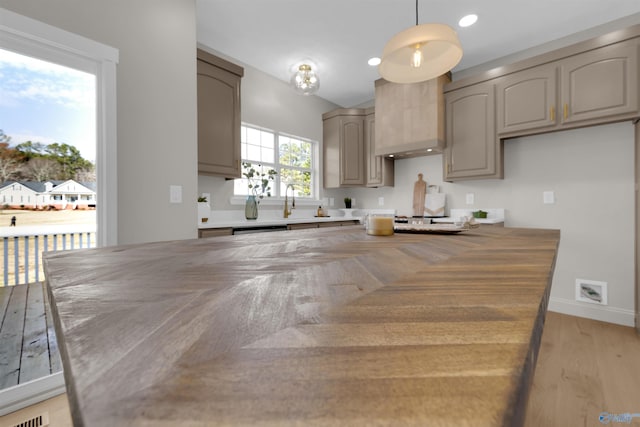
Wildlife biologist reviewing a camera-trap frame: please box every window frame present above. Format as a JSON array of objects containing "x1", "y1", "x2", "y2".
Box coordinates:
[{"x1": 231, "y1": 123, "x2": 320, "y2": 205}]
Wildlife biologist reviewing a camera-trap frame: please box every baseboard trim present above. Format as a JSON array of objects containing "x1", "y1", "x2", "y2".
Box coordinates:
[
  {"x1": 548, "y1": 296, "x2": 635, "y2": 327},
  {"x1": 0, "y1": 372, "x2": 65, "y2": 416}
]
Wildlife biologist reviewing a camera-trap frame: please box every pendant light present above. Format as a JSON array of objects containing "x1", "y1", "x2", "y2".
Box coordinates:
[
  {"x1": 379, "y1": 0, "x2": 462, "y2": 83},
  {"x1": 291, "y1": 63, "x2": 320, "y2": 95}
]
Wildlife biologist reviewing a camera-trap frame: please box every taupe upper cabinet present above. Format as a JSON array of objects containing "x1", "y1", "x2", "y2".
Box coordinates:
[
  {"x1": 561, "y1": 39, "x2": 638, "y2": 124},
  {"x1": 323, "y1": 108, "x2": 393, "y2": 188},
  {"x1": 374, "y1": 75, "x2": 449, "y2": 158},
  {"x1": 323, "y1": 109, "x2": 365, "y2": 188},
  {"x1": 197, "y1": 49, "x2": 244, "y2": 178},
  {"x1": 364, "y1": 109, "x2": 394, "y2": 187},
  {"x1": 444, "y1": 81, "x2": 503, "y2": 181},
  {"x1": 496, "y1": 64, "x2": 557, "y2": 134},
  {"x1": 340, "y1": 115, "x2": 366, "y2": 186},
  {"x1": 496, "y1": 38, "x2": 639, "y2": 137}
]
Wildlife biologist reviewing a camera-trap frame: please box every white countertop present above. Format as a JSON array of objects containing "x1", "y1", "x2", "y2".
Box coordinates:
[{"x1": 198, "y1": 208, "x2": 383, "y2": 229}]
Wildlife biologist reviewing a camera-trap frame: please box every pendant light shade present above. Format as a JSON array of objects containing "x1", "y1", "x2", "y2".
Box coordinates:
[
  {"x1": 379, "y1": 5, "x2": 462, "y2": 84},
  {"x1": 291, "y1": 64, "x2": 320, "y2": 95}
]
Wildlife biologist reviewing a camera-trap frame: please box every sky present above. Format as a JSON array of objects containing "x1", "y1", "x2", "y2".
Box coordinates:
[{"x1": 0, "y1": 47, "x2": 96, "y2": 162}]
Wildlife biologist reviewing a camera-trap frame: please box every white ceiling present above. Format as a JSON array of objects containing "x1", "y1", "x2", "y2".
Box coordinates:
[{"x1": 197, "y1": 0, "x2": 640, "y2": 108}]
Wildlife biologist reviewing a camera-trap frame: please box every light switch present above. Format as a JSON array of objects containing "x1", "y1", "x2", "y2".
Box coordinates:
[
  {"x1": 543, "y1": 191, "x2": 555, "y2": 204},
  {"x1": 465, "y1": 193, "x2": 474, "y2": 205},
  {"x1": 329, "y1": 197, "x2": 334, "y2": 206},
  {"x1": 170, "y1": 185, "x2": 182, "y2": 204},
  {"x1": 378, "y1": 197, "x2": 384, "y2": 206}
]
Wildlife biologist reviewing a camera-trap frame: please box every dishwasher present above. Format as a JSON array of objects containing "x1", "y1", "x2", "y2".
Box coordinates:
[{"x1": 232, "y1": 225, "x2": 288, "y2": 235}]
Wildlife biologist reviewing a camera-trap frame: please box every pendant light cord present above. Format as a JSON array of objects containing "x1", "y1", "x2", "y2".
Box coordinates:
[{"x1": 415, "y1": 0, "x2": 419, "y2": 26}]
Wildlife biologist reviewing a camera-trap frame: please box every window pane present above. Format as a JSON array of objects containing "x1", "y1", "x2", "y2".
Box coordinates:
[
  {"x1": 237, "y1": 125, "x2": 315, "y2": 199},
  {"x1": 262, "y1": 147, "x2": 274, "y2": 164},
  {"x1": 280, "y1": 138, "x2": 311, "y2": 168},
  {"x1": 279, "y1": 167, "x2": 312, "y2": 197},
  {"x1": 246, "y1": 127, "x2": 261, "y2": 144},
  {"x1": 246, "y1": 144, "x2": 261, "y2": 161}
]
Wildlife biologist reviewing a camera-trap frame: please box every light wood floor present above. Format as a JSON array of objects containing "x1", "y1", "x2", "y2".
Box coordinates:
[
  {"x1": 524, "y1": 311, "x2": 640, "y2": 427},
  {"x1": 1, "y1": 312, "x2": 638, "y2": 427}
]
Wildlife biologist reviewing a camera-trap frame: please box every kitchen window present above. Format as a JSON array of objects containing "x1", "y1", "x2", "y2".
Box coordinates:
[{"x1": 234, "y1": 123, "x2": 318, "y2": 199}]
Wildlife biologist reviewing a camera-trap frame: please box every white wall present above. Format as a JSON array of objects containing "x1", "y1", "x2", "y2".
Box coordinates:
[
  {"x1": 325, "y1": 122, "x2": 636, "y2": 326},
  {"x1": 0, "y1": 0, "x2": 199, "y2": 244},
  {"x1": 197, "y1": 57, "x2": 339, "y2": 210}
]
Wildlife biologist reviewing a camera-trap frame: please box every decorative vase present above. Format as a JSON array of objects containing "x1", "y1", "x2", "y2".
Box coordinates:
[{"x1": 245, "y1": 195, "x2": 258, "y2": 220}]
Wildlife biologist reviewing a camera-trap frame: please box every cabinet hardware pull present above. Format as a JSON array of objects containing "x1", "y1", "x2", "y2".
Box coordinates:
[
  {"x1": 550, "y1": 106, "x2": 555, "y2": 122},
  {"x1": 563, "y1": 104, "x2": 568, "y2": 120}
]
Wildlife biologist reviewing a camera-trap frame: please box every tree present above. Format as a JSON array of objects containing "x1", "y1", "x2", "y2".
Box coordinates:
[
  {"x1": 0, "y1": 130, "x2": 21, "y2": 182},
  {"x1": 1, "y1": 130, "x2": 95, "y2": 182},
  {"x1": 75, "y1": 168, "x2": 96, "y2": 182},
  {"x1": 45, "y1": 143, "x2": 93, "y2": 180},
  {"x1": 0, "y1": 156, "x2": 20, "y2": 182},
  {"x1": 279, "y1": 139, "x2": 312, "y2": 196},
  {"x1": 24, "y1": 157, "x2": 60, "y2": 181},
  {"x1": 15, "y1": 141, "x2": 47, "y2": 160},
  {"x1": 0, "y1": 129, "x2": 10, "y2": 144}
]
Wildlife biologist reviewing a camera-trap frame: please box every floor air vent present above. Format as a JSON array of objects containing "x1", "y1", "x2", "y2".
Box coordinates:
[{"x1": 12, "y1": 412, "x2": 49, "y2": 427}]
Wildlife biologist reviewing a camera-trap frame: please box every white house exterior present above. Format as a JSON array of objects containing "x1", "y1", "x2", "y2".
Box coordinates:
[{"x1": 0, "y1": 180, "x2": 96, "y2": 210}]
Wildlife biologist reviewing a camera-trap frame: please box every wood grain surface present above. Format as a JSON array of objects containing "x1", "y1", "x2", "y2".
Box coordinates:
[{"x1": 43, "y1": 225, "x2": 559, "y2": 427}]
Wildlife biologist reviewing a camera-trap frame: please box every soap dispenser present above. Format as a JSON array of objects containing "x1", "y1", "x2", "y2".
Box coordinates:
[{"x1": 317, "y1": 206, "x2": 324, "y2": 217}]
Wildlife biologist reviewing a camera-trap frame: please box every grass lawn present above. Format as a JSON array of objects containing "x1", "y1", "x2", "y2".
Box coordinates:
[{"x1": 0, "y1": 209, "x2": 96, "y2": 227}]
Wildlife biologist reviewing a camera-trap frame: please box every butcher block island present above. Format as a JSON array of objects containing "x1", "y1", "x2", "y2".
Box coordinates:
[{"x1": 44, "y1": 225, "x2": 559, "y2": 427}]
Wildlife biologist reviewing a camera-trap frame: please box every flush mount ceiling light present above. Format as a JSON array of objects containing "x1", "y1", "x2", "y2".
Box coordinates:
[
  {"x1": 378, "y1": 0, "x2": 463, "y2": 84},
  {"x1": 291, "y1": 63, "x2": 320, "y2": 95}
]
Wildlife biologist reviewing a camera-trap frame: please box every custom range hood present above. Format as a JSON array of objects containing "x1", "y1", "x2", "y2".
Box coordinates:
[{"x1": 374, "y1": 73, "x2": 449, "y2": 159}]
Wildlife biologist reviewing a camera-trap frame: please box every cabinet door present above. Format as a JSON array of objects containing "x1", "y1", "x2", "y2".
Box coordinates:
[
  {"x1": 198, "y1": 228, "x2": 233, "y2": 238},
  {"x1": 560, "y1": 39, "x2": 639, "y2": 124},
  {"x1": 444, "y1": 82, "x2": 502, "y2": 181},
  {"x1": 339, "y1": 116, "x2": 365, "y2": 186},
  {"x1": 496, "y1": 64, "x2": 557, "y2": 135},
  {"x1": 197, "y1": 59, "x2": 241, "y2": 178},
  {"x1": 365, "y1": 112, "x2": 394, "y2": 187}
]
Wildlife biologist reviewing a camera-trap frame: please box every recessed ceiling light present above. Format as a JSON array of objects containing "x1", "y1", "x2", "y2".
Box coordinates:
[
  {"x1": 459, "y1": 14, "x2": 478, "y2": 28},
  {"x1": 368, "y1": 57, "x2": 381, "y2": 66}
]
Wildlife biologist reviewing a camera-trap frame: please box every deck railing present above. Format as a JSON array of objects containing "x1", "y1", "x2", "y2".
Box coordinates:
[{"x1": 1, "y1": 225, "x2": 96, "y2": 286}]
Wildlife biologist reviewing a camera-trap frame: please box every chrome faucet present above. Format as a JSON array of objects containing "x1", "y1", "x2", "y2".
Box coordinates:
[{"x1": 284, "y1": 184, "x2": 295, "y2": 218}]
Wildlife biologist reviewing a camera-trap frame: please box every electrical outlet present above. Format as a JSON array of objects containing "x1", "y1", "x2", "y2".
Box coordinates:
[
  {"x1": 378, "y1": 197, "x2": 384, "y2": 206},
  {"x1": 465, "y1": 193, "x2": 474, "y2": 205},
  {"x1": 329, "y1": 197, "x2": 334, "y2": 206}
]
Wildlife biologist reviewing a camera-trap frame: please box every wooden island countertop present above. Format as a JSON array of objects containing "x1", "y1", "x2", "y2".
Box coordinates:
[{"x1": 44, "y1": 225, "x2": 559, "y2": 427}]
